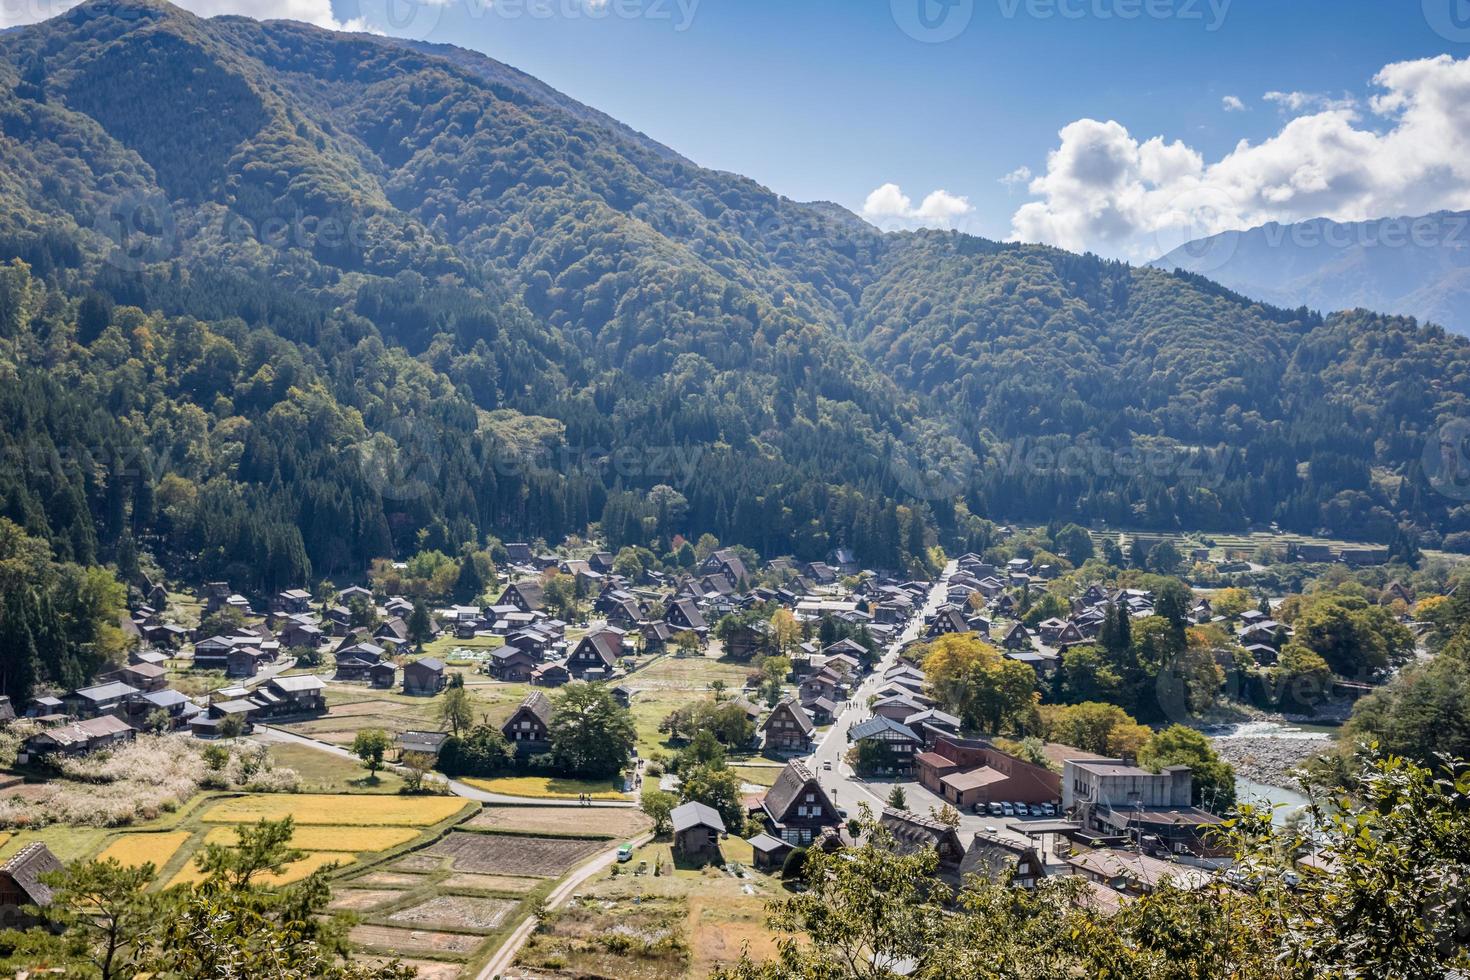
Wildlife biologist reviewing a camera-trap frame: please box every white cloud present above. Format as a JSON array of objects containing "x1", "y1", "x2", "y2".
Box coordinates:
[
  {"x1": 1263, "y1": 90, "x2": 1358, "y2": 113},
  {"x1": 0, "y1": 0, "x2": 376, "y2": 31},
  {"x1": 1221, "y1": 95, "x2": 1246, "y2": 112},
  {"x1": 862, "y1": 182, "x2": 974, "y2": 229},
  {"x1": 999, "y1": 166, "x2": 1033, "y2": 190},
  {"x1": 1009, "y1": 54, "x2": 1470, "y2": 261}
]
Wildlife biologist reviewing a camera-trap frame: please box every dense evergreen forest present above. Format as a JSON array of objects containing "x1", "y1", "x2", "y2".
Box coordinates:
[{"x1": 0, "y1": 0, "x2": 1468, "y2": 594}]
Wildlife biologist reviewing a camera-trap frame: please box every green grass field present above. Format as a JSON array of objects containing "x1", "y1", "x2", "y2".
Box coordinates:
[{"x1": 267, "y1": 743, "x2": 406, "y2": 794}]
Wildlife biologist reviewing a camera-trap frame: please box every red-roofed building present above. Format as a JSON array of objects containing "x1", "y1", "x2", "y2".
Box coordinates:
[{"x1": 915, "y1": 736, "x2": 1064, "y2": 809}]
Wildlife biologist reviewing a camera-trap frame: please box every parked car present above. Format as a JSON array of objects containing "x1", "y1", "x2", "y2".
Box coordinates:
[
  {"x1": 987, "y1": 802, "x2": 1003, "y2": 816},
  {"x1": 617, "y1": 844, "x2": 634, "y2": 863},
  {"x1": 1029, "y1": 804, "x2": 1045, "y2": 817},
  {"x1": 1043, "y1": 802, "x2": 1057, "y2": 817},
  {"x1": 1000, "y1": 803, "x2": 1015, "y2": 817}
]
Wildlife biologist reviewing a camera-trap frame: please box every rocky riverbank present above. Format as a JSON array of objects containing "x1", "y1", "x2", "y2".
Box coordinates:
[{"x1": 1212, "y1": 735, "x2": 1329, "y2": 792}]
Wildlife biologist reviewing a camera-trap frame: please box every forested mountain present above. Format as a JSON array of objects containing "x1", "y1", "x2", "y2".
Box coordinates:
[
  {"x1": 1153, "y1": 212, "x2": 1470, "y2": 337},
  {"x1": 0, "y1": 0, "x2": 1468, "y2": 594}
]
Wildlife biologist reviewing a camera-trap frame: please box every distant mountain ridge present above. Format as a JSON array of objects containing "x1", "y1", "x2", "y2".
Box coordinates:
[
  {"x1": 0, "y1": 0, "x2": 1466, "y2": 592},
  {"x1": 1153, "y1": 211, "x2": 1470, "y2": 336}
]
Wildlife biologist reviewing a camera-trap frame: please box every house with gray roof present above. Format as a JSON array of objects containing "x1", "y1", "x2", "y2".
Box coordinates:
[{"x1": 671, "y1": 801, "x2": 725, "y2": 859}]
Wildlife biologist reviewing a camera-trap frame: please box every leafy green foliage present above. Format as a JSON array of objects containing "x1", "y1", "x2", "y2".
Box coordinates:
[
  {"x1": 719, "y1": 754, "x2": 1470, "y2": 979},
  {"x1": 549, "y1": 681, "x2": 636, "y2": 778}
]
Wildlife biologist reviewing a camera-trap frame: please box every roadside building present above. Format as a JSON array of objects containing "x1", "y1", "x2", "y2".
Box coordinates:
[
  {"x1": 671, "y1": 802, "x2": 725, "y2": 859},
  {"x1": 502, "y1": 692, "x2": 554, "y2": 754},
  {"x1": 762, "y1": 699, "x2": 815, "y2": 753},
  {"x1": 403, "y1": 658, "x2": 448, "y2": 695},
  {"x1": 759, "y1": 761, "x2": 841, "y2": 846}
]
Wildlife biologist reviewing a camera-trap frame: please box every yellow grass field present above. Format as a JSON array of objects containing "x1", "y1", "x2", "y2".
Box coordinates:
[
  {"x1": 201, "y1": 794, "x2": 467, "y2": 827},
  {"x1": 459, "y1": 776, "x2": 626, "y2": 801},
  {"x1": 203, "y1": 825, "x2": 420, "y2": 853},
  {"x1": 95, "y1": 831, "x2": 193, "y2": 869},
  {"x1": 0, "y1": 833, "x2": 10, "y2": 851},
  {"x1": 169, "y1": 851, "x2": 349, "y2": 888}
]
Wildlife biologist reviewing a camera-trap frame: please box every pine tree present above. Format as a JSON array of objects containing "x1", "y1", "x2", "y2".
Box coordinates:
[
  {"x1": 455, "y1": 552, "x2": 484, "y2": 602},
  {"x1": 0, "y1": 587, "x2": 39, "y2": 703}
]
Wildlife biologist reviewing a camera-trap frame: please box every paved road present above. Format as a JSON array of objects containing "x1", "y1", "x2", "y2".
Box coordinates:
[
  {"x1": 804, "y1": 565, "x2": 1054, "y2": 845},
  {"x1": 808, "y1": 563, "x2": 953, "y2": 817},
  {"x1": 474, "y1": 832, "x2": 655, "y2": 980}
]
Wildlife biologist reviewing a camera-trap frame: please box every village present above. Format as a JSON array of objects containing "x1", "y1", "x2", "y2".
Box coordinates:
[{"x1": 0, "y1": 527, "x2": 1452, "y2": 978}]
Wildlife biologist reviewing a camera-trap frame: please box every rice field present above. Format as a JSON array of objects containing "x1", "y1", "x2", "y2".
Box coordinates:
[
  {"x1": 169, "y1": 850, "x2": 348, "y2": 888},
  {"x1": 201, "y1": 793, "x2": 468, "y2": 826},
  {"x1": 202, "y1": 824, "x2": 421, "y2": 853},
  {"x1": 95, "y1": 830, "x2": 193, "y2": 869}
]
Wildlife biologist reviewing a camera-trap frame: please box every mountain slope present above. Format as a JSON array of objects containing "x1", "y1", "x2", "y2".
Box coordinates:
[
  {"x1": 0, "y1": 0, "x2": 1467, "y2": 593},
  {"x1": 1153, "y1": 212, "x2": 1470, "y2": 337}
]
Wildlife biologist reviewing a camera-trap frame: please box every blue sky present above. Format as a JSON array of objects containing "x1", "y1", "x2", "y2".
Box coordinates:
[{"x1": 321, "y1": 0, "x2": 1468, "y2": 255}]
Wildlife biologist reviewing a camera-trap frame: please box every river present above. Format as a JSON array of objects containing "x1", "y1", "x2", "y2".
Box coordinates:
[{"x1": 1210, "y1": 720, "x2": 1332, "y2": 825}]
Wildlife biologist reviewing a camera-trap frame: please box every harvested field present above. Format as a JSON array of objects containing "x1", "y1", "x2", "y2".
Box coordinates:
[
  {"x1": 201, "y1": 793, "x2": 466, "y2": 826},
  {"x1": 349, "y1": 924, "x2": 482, "y2": 956},
  {"x1": 95, "y1": 830, "x2": 192, "y2": 870},
  {"x1": 465, "y1": 806, "x2": 651, "y2": 839},
  {"x1": 203, "y1": 824, "x2": 419, "y2": 853},
  {"x1": 355, "y1": 871, "x2": 428, "y2": 888},
  {"x1": 391, "y1": 853, "x2": 444, "y2": 872},
  {"x1": 389, "y1": 895, "x2": 517, "y2": 932},
  {"x1": 312, "y1": 700, "x2": 403, "y2": 718},
  {"x1": 424, "y1": 832, "x2": 606, "y2": 877},
  {"x1": 328, "y1": 889, "x2": 403, "y2": 912},
  {"x1": 441, "y1": 872, "x2": 539, "y2": 893}
]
